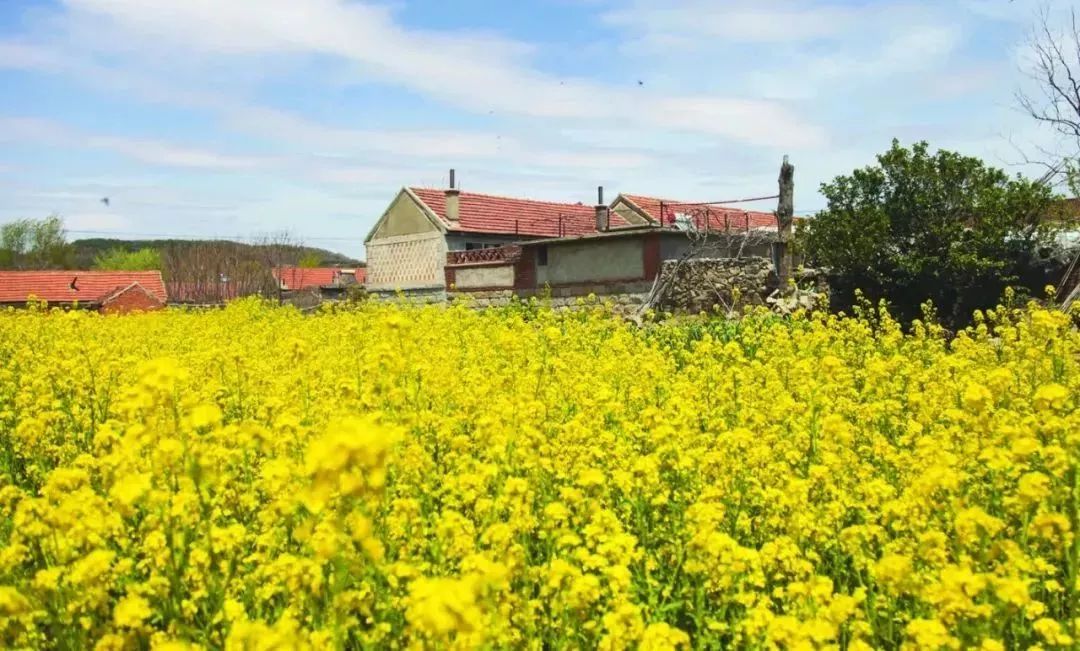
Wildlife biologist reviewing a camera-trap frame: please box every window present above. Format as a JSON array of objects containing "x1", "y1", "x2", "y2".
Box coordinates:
[
  {"x1": 465, "y1": 242, "x2": 500, "y2": 250},
  {"x1": 537, "y1": 245, "x2": 548, "y2": 266}
]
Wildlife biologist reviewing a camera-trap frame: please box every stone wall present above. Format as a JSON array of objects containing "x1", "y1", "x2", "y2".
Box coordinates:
[
  {"x1": 447, "y1": 285, "x2": 650, "y2": 313},
  {"x1": 655, "y1": 257, "x2": 827, "y2": 314},
  {"x1": 368, "y1": 287, "x2": 448, "y2": 304}
]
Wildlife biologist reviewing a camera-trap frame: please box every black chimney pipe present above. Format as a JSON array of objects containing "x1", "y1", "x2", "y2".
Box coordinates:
[
  {"x1": 450, "y1": 168, "x2": 456, "y2": 189},
  {"x1": 597, "y1": 185, "x2": 604, "y2": 204}
]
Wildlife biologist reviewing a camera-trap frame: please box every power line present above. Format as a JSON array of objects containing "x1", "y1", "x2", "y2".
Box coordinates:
[
  {"x1": 661, "y1": 193, "x2": 780, "y2": 207},
  {"x1": 65, "y1": 229, "x2": 368, "y2": 242}
]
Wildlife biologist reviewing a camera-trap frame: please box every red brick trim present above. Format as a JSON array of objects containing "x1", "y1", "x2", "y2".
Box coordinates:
[
  {"x1": 514, "y1": 247, "x2": 536, "y2": 290},
  {"x1": 643, "y1": 231, "x2": 661, "y2": 280}
]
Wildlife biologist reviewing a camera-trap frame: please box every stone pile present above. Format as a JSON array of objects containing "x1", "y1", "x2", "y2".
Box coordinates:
[{"x1": 657, "y1": 257, "x2": 828, "y2": 315}]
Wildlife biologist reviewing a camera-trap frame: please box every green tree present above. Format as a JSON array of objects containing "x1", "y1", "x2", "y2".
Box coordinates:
[
  {"x1": 0, "y1": 215, "x2": 73, "y2": 269},
  {"x1": 802, "y1": 140, "x2": 1061, "y2": 328},
  {"x1": 297, "y1": 251, "x2": 322, "y2": 268},
  {"x1": 92, "y1": 247, "x2": 163, "y2": 271}
]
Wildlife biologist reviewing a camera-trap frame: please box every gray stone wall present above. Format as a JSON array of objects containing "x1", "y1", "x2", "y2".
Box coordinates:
[
  {"x1": 368, "y1": 287, "x2": 448, "y2": 303},
  {"x1": 447, "y1": 287, "x2": 650, "y2": 313},
  {"x1": 656, "y1": 257, "x2": 827, "y2": 314}
]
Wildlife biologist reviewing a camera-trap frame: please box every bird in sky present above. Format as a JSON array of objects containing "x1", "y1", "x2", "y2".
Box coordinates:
[
  {"x1": 637, "y1": 80, "x2": 644, "y2": 86},
  {"x1": 100, "y1": 197, "x2": 110, "y2": 207}
]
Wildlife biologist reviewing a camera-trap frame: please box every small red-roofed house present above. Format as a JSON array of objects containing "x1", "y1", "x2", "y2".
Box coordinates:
[
  {"x1": 273, "y1": 267, "x2": 342, "y2": 290},
  {"x1": 273, "y1": 267, "x2": 366, "y2": 293},
  {"x1": 0, "y1": 271, "x2": 167, "y2": 313}
]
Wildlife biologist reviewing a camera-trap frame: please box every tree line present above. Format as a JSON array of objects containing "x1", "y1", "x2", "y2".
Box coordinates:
[{"x1": 0, "y1": 220, "x2": 358, "y2": 304}]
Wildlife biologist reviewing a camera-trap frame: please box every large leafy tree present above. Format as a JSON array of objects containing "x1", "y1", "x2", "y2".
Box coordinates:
[
  {"x1": 802, "y1": 140, "x2": 1061, "y2": 327},
  {"x1": 0, "y1": 215, "x2": 73, "y2": 269}
]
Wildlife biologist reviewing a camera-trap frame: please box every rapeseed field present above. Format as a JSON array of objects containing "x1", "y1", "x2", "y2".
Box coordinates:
[{"x1": 0, "y1": 298, "x2": 1076, "y2": 649}]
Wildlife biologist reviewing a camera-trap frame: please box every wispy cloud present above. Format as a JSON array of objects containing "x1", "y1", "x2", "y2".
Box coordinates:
[
  {"x1": 57, "y1": 0, "x2": 824, "y2": 148},
  {"x1": 0, "y1": 0, "x2": 1062, "y2": 247},
  {"x1": 603, "y1": 0, "x2": 859, "y2": 45},
  {"x1": 0, "y1": 117, "x2": 276, "y2": 170}
]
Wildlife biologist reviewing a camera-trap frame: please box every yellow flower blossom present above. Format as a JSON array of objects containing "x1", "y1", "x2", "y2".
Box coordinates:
[{"x1": 0, "y1": 299, "x2": 1075, "y2": 648}]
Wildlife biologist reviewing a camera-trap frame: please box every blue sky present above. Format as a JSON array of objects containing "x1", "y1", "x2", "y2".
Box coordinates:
[{"x1": 0, "y1": 0, "x2": 1070, "y2": 258}]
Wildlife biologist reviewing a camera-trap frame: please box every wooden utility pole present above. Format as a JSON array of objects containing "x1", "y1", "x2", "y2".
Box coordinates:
[{"x1": 775, "y1": 155, "x2": 795, "y2": 293}]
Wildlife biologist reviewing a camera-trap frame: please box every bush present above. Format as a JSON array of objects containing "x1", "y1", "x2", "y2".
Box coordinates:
[{"x1": 802, "y1": 140, "x2": 1063, "y2": 328}]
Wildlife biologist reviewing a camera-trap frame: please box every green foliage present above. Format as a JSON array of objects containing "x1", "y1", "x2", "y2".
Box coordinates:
[
  {"x1": 69, "y1": 238, "x2": 362, "y2": 270},
  {"x1": 1066, "y1": 160, "x2": 1080, "y2": 199},
  {"x1": 92, "y1": 247, "x2": 163, "y2": 272},
  {"x1": 0, "y1": 215, "x2": 73, "y2": 269},
  {"x1": 802, "y1": 140, "x2": 1063, "y2": 328},
  {"x1": 297, "y1": 252, "x2": 323, "y2": 268}
]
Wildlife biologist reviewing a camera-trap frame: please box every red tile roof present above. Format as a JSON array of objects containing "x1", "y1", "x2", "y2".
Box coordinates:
[
  {"x1": 621, "y1": 194, "x2": 780, "y2": 231},
  {"x1": 273, "y1": 267, "x2": 365, "y2": 288},
  {"x1": 274, "y1": 267, "x2": 342, "y2": 290},
  {"x1": 410, "y1": 187, "x2": 631, "y2": 237},
  {"x1": 0, "y1": 271, "x2": 167, "y2": 304}
]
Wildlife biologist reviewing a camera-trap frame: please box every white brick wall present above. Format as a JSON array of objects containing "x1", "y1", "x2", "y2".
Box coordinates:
[{"x1": 365, "y1": 232, "x2": 447, "y2": 290}]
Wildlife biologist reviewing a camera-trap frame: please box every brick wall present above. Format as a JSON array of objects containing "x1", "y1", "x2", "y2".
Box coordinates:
[
  {"x1": 100, "y1": 286, "x2": 165, "y2": 314},
  {"x1": 514, "y1": 247, "x2": 537, "y2": 290}
]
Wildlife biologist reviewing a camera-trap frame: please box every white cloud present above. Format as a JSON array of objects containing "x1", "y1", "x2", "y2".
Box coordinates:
[
  {"x1": 0, "y1": 0, "x2": 1062, "y2": 243},
  {"x1": 604, "y1": 0, "x2": 858, "y2": 45},
  {"x1": 748, "y1": 23, "x2": 962, "y2": 99},
  {"x1": 86, "y1": 136, "x2": 273, "y2": 170},
  {"x1": 64, "y1": 211, "x2": 133, "y2": 231},
  {"x1": 0, "y1": 117, "x2": 276, "y2": 170},
  {"x1": 56, "y1": 0, "x2": 824, "y2": 147}
]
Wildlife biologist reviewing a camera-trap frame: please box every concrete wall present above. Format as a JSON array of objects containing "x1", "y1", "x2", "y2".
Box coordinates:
[
  {"x1": 454, "y1": 264, "x2": 515, "y2": 289},
  {"x1": 536, "y1": 237, "x2": 644, "y2": 285},
  {"x1": 445, "y1": 233, "x2": 539, "y2": 251},
  {"x1": 365, "y1": 232, "x2": 447, "y2": 290},
  {"x1": 610, "y1": 198, "x2": 652, "y2": 225},
  {"x1": 370, "y1": 191, "x2": 440, "y2": 239}
]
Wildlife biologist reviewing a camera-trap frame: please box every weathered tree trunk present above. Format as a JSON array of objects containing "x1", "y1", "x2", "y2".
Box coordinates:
[{"x1": 775, "y1": 156, "x2": 795, "y2": 294}]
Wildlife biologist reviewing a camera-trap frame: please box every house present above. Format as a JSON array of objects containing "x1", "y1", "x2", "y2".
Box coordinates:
[
  {"x1": 273, "y1": 266, "x2": 366, "y2": 301},
  {"x1": 444, "y1": 194, "x2": 787, "y2": 300},
  {"x1": 273, "y1": 267, "x2": 364, "y2": 290},
  {"x1": 364, "y1": 170, "x2": 633, "y2": 293},
  {"x1": 0, "y1": 271, "x2": 167, "y2": 313}
]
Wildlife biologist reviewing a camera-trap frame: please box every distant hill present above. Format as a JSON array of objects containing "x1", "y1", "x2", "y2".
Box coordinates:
[{"x1": 71, "y1": 239, "x2": 364, "y2": 269}]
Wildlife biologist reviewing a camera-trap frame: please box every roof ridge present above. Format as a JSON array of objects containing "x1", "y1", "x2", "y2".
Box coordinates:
[{"x1": 410, "y1": 186, "x2": 593, "y2": 209}]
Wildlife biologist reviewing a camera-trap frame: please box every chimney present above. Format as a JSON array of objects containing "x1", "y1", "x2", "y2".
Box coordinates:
[
  {"x1": 595, "y1": 185, "x2": 610, "y2": 232},
  {"x1": 445, "y1": 168, "x2": 460, "y2": 223}
]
